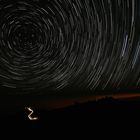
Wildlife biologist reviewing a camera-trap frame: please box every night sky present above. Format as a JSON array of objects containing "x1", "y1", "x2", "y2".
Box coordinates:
[{"x1": 0, "y1": 0, "x2": 140, "y2": 113}]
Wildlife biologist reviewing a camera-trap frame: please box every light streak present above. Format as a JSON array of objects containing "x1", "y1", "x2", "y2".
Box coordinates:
[{"x1": 25, "y1": 107, "x2": 38, "y2": 121}]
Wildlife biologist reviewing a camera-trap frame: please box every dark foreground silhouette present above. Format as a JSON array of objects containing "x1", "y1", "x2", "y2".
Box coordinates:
[{"x1": 0, "y1": 97, "x2": 140, "y2": 129}]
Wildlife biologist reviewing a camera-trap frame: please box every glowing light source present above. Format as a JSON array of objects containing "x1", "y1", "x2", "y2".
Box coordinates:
[{"x1": 25, "y1": 107, "x2": 38, "y2": 121}]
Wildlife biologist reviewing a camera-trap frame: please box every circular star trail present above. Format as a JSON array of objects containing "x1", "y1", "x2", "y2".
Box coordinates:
[{"x1": 0, "y1": 0, "x2": 140, "y2": 94}]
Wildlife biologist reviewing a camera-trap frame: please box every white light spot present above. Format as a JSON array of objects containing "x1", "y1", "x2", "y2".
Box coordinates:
[{"x1": 25, "y1": 107, "x2": 39, "y2": 121}]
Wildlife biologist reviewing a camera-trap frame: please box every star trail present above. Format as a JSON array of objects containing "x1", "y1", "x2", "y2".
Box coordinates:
[{"x1": 0, "y1": 0, "x2": 140, "y2": 95}]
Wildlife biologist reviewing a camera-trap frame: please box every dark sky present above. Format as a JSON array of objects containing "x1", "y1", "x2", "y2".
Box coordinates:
[{"x1": 0, "y1": 0, "x2": 140, "y2": 113}]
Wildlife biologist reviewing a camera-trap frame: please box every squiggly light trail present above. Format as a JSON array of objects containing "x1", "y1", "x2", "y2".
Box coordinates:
[{"x1": 25, "y1": 107, "x2": 38, "y2": 120}]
